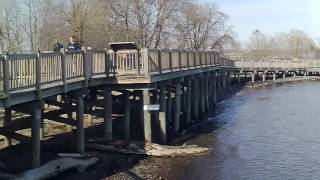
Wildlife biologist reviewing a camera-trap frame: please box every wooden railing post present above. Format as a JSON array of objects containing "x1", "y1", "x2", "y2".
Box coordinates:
[
  {"x1": 142, "y1": 48, "x2": 149, "y2": 76},
  {"x1": 61, "y1": 51, "x2": 67, "y2": 92},
  {"x1": 187, "y1": 50, "x2": 190, "y2": 69},
  {"x1": 205, "y1": 52, "x2": 208, "y2": 67},
  {"x1": 169, "y1": 49, "x2": 173, "y2": 72},
  {"x1": 241, "y1": 58, "x2": 244, "y2": 70},
  {"x1": 36, "y1": 51, "x2": 42, "y2": 99},
  {"x1": 178, "y1": 50, "x2": 182, "y2": 70},
  {"x1": 193, "y1": 51, "x2": 196, "y2": 69},
  {"x1": 135, "y1": 49, "x2": 140, "y2": 76},
  {"x1": 113, "y1": 50, "x2": 117, "y2": 74},
  {"x1": 105, "y1": 49, "x2": 110, "y2": 77},
  {"x1": 84, "y1": 48, "x2": 93, "y2": 87},
  {"x1": 199, "y1": 52, "x2": 202, "y2": 68},
  {"x1": 3, "y1": 53, "x2": 10, "y2": 101},
  {"x1": 158, "y1": 49, "x2": 162, "y2": 74}
]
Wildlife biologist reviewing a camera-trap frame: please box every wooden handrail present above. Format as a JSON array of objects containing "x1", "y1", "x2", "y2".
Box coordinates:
[{"x1": 0, "y1": 48, "x2": 236, "y2": 99}]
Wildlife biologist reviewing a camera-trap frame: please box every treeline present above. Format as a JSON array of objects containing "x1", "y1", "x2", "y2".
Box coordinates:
[
  {"x1": 237, "y1": 30, "x2": 320, "y2": 60},
  {"x1": 0, "y1": 0, "x2": 233, "y2": 53}
]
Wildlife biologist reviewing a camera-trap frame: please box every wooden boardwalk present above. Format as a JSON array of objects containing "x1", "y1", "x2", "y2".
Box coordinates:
[
  {"x1": 2, "y1": 43, "x2": 319, "y2": 172},
  {"x1": 0, "y1": 45, "x2": 239, "y2": 169},
  {"x1": 234, "y1": 59, "x2": 320, "y2": 82}
]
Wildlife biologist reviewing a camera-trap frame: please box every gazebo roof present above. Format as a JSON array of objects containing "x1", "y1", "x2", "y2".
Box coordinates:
[{"x1": 109, "y1": 42, "x2": 138, "y2": 51}]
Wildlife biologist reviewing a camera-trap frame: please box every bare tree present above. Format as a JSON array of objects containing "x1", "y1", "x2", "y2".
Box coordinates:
[
  {"x1": 67, "y1": 0, "x2": 89, "y2": 45},
  {"x1": 174, "y1": 2, "x2": 233, "y2": 51},
  {"x1": 286, "y1": 30, "x2": 316, "y2": 59},
  {"x1": 0, "y1": 0, "x2": 25, "y2": 53},
  {"x1": 0, "y1": 0, "x2": 234, "y2": 52},
  {"x1": 37, "y1": 0, "x2": 70, "y2": 50},
  {"x1": 103, "y1": 0, "x2": 183, "y2": 48},
  {"x1": 244, "y1": 29, "x2": 317, "y2": 60},
  {"x1": 24, "y1": 0, "x2": 41, "y2": 52},
  {"x1": 247, "y1": 30, "x2": 273, "y2": 60}
]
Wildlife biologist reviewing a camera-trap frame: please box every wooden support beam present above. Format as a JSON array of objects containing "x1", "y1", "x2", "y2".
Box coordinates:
[
  {"x1": 217, "y1": 72, "x2": 221, "y2": 94},
  {"x1": 104, "y1": 86, "x2": 112, "y2": 142},
  {"x1": 4, "y1": 107, "x2": 12, "y2": 146},
  {"x1": 75, "y1": 93, "x2": 84, "y2": 154},
  {"x1": 45, "y1": 99, "x2": 65, "y2": 108},
  {"x1": 199, "y1": 76, "x2": 205, "y2": 116},
  {"x1": 40, "y1": 101, "x2": 45, "y2": 140},
  {"x1": 192, "y1": 77, "x2": 199, "y2": 120},
  {"x1": 43, "y1": 109, "x2": 77, "y2": 126},
  {"x1": 2, "y1": 131, "x2": 30, "y2": 143},
  {"x1": 159, "y1": 84, "x2": 167, "y2": 144},
  {"x1": 143, "y1": 90, "x2": 152, "y2": 142},
  {"x1": 174, "y1": 80, "x2": 181, "y2": 134},
  {"x1": 227, "y1": 72, "x2": 231, "y2": 88},
  {"x1": 251, "y1": 72, "x2": 255, "y2": 83},
  {"x1": 64, "y1": 95, "x2": 74, "y2": 131},
  {"x1": 31, "y1": 101, "x2": 42, "y2": 168},
  {"x1": 207, "y1": 74, "x2": 212, "y2": 107},
  {"x1": 304, "y1": 71, "x2": 307, "y2": 79},
  {"x1": 213, "y1": 72, "x2": 217, "y2": 105},
  {"x1": 123, "y1": 90, "x2": 130, "y2": 140},
  {"x1": 87, "y1": 89, "x2": 98, "y2": 125},
  {"x1": 180, "y1": 84, "x2": 186, "y2": 114},
  {"x1": 222, "y1": 72, "x2": 227, "y2": 90},
  {"x1": 166, "y1": 82, "x2": 172, "y2": 124},
  {"x1": 186, "y1": 78, "x2": 192, "y2": 125},
  {"x1": 204, "y1": 74, "x2": 209, "y2": 112},
  {"x1": 152, "y1": 86, "x2": 159, "y2": 139}
]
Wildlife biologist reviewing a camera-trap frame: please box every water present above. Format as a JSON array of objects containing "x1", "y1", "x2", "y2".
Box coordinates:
[{"x1": 168, "y1": 80, "x2": 320, "y2": 180}]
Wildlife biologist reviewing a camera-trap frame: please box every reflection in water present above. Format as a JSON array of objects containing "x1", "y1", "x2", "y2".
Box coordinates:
[{"x1": 167, "y1": 81, "x2": 320, "y2": 180}]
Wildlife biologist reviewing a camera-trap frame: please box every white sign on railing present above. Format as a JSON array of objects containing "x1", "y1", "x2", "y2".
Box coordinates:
[{"x1": 143, "y1": 104, "x2": 160, "y2": 111}]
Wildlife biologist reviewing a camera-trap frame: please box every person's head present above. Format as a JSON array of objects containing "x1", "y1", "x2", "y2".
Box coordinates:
[{"x1": 69, "y1": 36, "x2": 76, "y2": 44}]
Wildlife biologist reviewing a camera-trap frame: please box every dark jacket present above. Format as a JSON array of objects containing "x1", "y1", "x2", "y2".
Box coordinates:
[
  {"x1": 53, "y1": 43, "x2": 64, "y2": 52},
  {"x1": 67, "y1": 42, "x2": 81, "y2": 51}
]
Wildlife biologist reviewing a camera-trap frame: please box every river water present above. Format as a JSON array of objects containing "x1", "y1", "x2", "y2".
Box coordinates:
[{"x1": 167, "y1": 80, "x2": 320, "y2": 180}]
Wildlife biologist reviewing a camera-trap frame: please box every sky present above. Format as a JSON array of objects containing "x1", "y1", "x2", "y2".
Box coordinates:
[{"x1": 202, "y1": 0, "x2": 320, "y2": 44}]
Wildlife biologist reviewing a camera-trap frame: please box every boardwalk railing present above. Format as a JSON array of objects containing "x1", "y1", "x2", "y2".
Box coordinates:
[
  {"x1": 235, "y1": 59, "x2": 320, "y2": 71},
  {"x1": 0, "y1": 48, "x2": 234, "y2": 98}
]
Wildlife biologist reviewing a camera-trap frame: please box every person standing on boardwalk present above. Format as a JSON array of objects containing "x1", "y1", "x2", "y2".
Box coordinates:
[
  {"x1": 66, "y1": 36, "x2": 81, "y2": 76},
  {"x1": 66, "y1": 36, "x2": 81, "y2": 51},
  {"x1": 53, "y1": 38, "x2": 64, "y2": 52}
]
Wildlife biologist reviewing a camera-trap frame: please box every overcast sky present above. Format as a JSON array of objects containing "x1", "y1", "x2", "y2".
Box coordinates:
[{"x1": 202, "y1": 0, "x2": 320, "y2": 43}]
